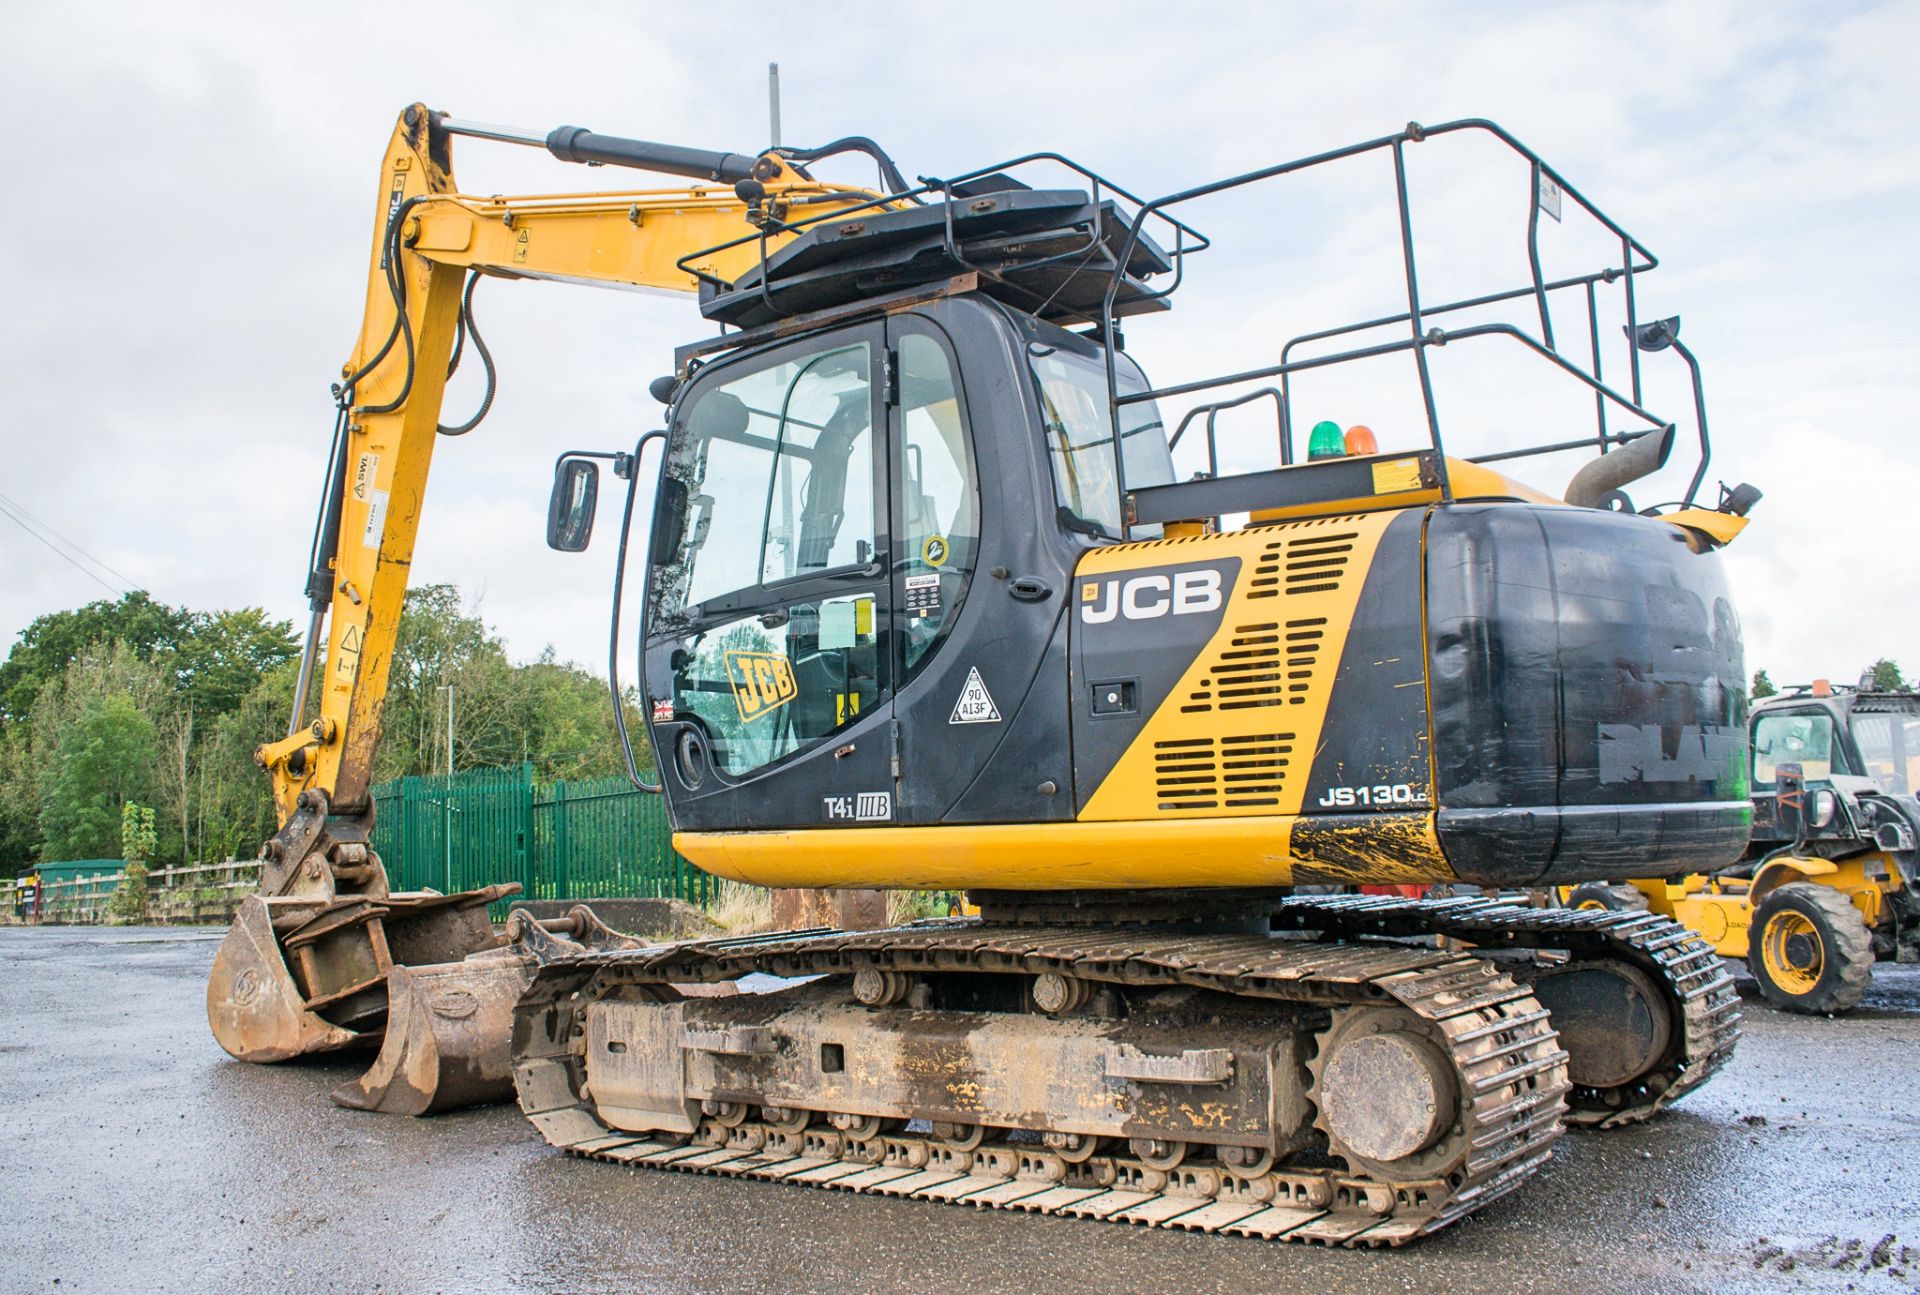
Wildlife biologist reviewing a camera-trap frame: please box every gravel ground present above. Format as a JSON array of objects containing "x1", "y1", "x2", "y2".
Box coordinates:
[{"x1": 0, "y1": 926, "x2": 1915, "y2": 1295}]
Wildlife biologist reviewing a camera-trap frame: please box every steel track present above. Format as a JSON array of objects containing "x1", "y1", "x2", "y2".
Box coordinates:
[
  {"x1": 513, "y1": 922, "x2": 1576, "y2": 1246},
  {"x1": 1270, "y1": 894, "x2": 1742, "y2": 1126}
]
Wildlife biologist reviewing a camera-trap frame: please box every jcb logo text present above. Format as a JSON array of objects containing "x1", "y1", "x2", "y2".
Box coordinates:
[{"x1": 1079, "y1": 569, "x2": 1223, "y2": 624}]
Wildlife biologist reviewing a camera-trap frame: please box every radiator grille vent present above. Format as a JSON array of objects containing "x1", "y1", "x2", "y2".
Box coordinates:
[
  {"x1": 1246, "y1": 540, "x2": 1287, "y2": 600},
  {"x1": 1284, "y1": 533, "x2": 1356, "y2": 596},
  {"x1": 1153, "y1": 733, "x2": 1295, "y2": 811},
  {"x1": 1184, "y1": 614, "x2": 1331, "y2": 712}
]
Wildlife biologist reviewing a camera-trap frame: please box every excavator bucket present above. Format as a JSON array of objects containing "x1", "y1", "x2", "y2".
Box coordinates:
[
  {"x1": 207, "y1": 883, "x2": 521, "y2": 1064},
  {"x1": 330, "y1": 906, "x2": 648, "y2": 1116}
]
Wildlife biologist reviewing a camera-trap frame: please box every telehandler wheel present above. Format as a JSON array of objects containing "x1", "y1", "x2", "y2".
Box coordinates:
[
  {"x1": 1747, "y1": 882, "x2": 1873, "y2": 1015},
  {"x1": 1566, "y1": 883, "x2": 1650, "y2": 913}
]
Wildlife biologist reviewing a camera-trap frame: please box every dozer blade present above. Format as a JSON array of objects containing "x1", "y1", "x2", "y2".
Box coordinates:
[
  {"x1": 330, "y1": 904, "x2": 670, "y2": 1116},
  {"x1": 330, "y1": 952, "x2": 533, "y2": 1115},
  {"x1": 207, "y1": 884, "x2": 522, "y2": 1065}
]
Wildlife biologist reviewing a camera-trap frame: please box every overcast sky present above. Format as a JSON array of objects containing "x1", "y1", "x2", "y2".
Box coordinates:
[{"x1": 3, "y1": 1, "x2": 1915, "y2": 691}]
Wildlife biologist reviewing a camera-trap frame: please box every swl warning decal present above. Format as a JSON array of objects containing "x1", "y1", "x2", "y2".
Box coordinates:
[{"x1": 949, "y1": 667, "x2": 1001, "y2": 724}]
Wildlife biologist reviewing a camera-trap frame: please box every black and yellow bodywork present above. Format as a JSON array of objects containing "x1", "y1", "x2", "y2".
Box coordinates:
[
  {"x1": 1572, "y1": 687, "x2": 1920, "y2": 1013},
  {"x1": 214, "y1": 107, "x2": 1770, "y2": 1240},
  {"x1": 643, "y1": 297, "x2": 1752, "y2": 901}
]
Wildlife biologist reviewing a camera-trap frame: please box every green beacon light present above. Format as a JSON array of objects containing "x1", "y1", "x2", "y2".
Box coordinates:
[{"x1": 1307, "y1": 420, "x2": 1346, "y2": 461}]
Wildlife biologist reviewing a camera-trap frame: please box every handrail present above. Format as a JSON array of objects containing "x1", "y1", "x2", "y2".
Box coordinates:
[{"x1": 1095, "y1": 118, "x2": 1703, "y2": 532}]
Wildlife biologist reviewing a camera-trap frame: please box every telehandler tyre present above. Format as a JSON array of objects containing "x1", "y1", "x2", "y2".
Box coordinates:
[
  {"x1": 1566, "y1": 883, "x2": 1649, "y2": 913},
  {"x1": 1747, "y1": 882, "x2": 1873, "y2": 1015}
]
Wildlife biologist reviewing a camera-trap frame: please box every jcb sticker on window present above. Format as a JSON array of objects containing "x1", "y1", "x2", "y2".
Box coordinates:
[{"x1": 726, "y1": 651, "x2": 798, "y2": 722}]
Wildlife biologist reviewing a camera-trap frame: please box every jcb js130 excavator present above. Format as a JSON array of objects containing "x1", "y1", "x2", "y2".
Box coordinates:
[{"x1": 212, "y1": 105, "x2": 1762, "y2": 1246}]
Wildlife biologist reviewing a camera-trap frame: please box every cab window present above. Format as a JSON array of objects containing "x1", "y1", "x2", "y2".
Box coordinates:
[
  {"x1": 1849, "y1": 711, "x2": 1915, "y2": 796},
  {"x1": 672, "y1": 594, "x2": 880, "y2": 776},
  {"x1": 1752, "y1": 712, "x2": 1837, "y2": 786},
  {"x1": 897, "y1": 331, "x2": 977, "y2": 677},
  {"x1": 657, "y1": 340, "x2": 875, "y2": 618},
  {"x1": 1031, "y1": 346, "x2": 1174, "y2": 539},
  {"x1": 653, "y1": 335, "x2": 881, "y2": 777}
]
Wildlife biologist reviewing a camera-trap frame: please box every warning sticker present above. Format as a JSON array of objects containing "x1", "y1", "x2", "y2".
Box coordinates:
[
  {"x1": 1536, "y1": 171, "x2": 1563, "y2": 223},
  {"x1": 949, "y1": 666, "x2": 1001, "y2": 724},
  {"x1": 1370, "y1": 458, "x2": 1424, "y2": 495},
  {"x1": 351, "y1": 453, "x2": 380, "y2": 503},
  {"x1": 360, "y1": 489, "x2": 388, "y2": 549},
  {"x1": 905, "y1": 573, "x2": 941, "y2": 620}
]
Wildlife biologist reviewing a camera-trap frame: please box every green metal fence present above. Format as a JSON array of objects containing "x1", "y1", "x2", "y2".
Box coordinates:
[{"x1": 370, "y1": 764, "x2": 717, "y2": 911}]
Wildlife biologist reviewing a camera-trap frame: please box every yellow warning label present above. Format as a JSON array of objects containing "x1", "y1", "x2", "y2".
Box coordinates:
[{"x1": 1371, "y1": 458, "x2": 1425, "y2": 494}]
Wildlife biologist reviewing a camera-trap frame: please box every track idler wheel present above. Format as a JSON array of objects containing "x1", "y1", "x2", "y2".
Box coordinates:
[
  {"x1": 1042, "y1": 1132, "x2": 1102, "y2": 1164},
  {"x1": 1218, "y1": 1143, "x2": 1277, "y2": 1177},
  {"x1": 1128, "y1": 1138, "x2": 1189, "y2": 1171},
  {"x1": 1526, "y1": 958, "x2": 1673, "y2": 1093},
  {"x1": 932, "y1": 1121, "x2": 987, "y2": 1151}
]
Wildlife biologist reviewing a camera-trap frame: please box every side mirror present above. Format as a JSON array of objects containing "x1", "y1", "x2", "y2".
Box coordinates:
[{"x1": 547, "y1": 458, "x2": 599, "y2": 552}]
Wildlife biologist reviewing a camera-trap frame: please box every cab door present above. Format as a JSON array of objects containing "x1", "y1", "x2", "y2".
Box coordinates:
[{"x1": 645, "y1": 323, "x2": 897, "y2": 831}]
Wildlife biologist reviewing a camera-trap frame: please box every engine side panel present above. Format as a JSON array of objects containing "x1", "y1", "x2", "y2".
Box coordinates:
[{"x1": 1426, "y1": 504, "x2": 1751, "y2": 884}]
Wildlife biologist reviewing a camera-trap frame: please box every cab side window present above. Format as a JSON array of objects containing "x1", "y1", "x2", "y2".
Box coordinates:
[{"x1": 897, "y1": 332, "x2": 978, "y2": 677}]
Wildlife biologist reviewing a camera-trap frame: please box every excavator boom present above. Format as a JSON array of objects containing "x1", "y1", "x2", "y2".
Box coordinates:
[{"x1": 209, "y1": 104, "x2": 886, "y2": 1071}]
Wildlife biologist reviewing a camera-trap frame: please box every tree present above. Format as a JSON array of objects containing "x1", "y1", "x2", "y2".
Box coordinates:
[
  {"x1": 174, "y1": 609, "x2": 300, "y2": 718},
  {"x1": 1751, "y1": 669, "x2": 1777, "y2": 700},
  {"x1": 121, "y1": 802, "x2": 157, "y2": 863},
  {"x1": 1867, "y1": 658, "x2": 1907, "y2": 691},
  {"x1": 38, "y1": 693, "x2": 160, "y2": 861},
  {"x1": 0, "y1": 592, "x2": 188, "y2": 725},
  {"x1": 195, "y1": 663, "x2": 297, "y2": 864}
]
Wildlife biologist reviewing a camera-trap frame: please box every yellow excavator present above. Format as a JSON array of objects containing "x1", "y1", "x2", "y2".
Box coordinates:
[{"x1": 211, "y1": 104, "x2": 1764, "y2": 1246}]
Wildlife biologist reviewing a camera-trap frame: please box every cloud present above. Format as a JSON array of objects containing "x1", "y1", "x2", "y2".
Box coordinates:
[{"x1": 1, "y1": 0, "x2": 1914, "y2": 690}]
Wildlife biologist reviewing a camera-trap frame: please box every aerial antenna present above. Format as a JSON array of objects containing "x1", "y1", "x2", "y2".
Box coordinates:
[{"x1": 768, "y1": 62, "x2": 782, "y2": 148}]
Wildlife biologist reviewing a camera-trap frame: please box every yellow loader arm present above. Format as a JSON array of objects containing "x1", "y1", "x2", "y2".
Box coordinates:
[{"x1": 252, "y1": 104, "x2": 883, "y2": 899}]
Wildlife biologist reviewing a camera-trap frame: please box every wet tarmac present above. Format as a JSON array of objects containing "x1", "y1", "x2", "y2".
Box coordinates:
[{"x1": 0, "y1": 926, "x2": 1915, "y2": 1295}]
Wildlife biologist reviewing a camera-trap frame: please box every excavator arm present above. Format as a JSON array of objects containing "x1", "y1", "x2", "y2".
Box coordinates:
[
  {"x1": 255, "y1": 104, "x2": 882, "y2": 885},
  {"x1": 210, "y1": 104, "x2": 884, "y2": 1065}
]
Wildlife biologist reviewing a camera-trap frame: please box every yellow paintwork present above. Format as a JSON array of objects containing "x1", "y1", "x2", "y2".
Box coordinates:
[
  {"x1": 263, "y1": 106, "x2": 888, "y2": 823},
  {"x1": 1584, "y1": 854, "x2": 1898, "y2": 961},
  {"x1": 1755, "y1": 907, "x2": 1823, "y2": 995},
  {"x1": 1661, "y1": 507, "x2": 1749, "y2": 548},
  {"x1": 677, "y1": 812, "x2": 1438, "y2": 890},
  {"x1": 680, "y1": 510, "x2": 1458, "y2": 891},
  {"x1": 1077, "y1": 514, "x2": 1390, "y2": 822}
]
